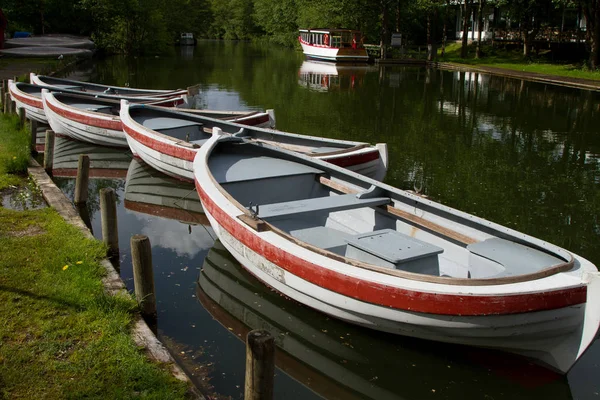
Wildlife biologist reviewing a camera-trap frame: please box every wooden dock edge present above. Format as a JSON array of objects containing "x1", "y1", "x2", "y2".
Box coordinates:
[{"x1": 27, "y1": 157, "x2": 205, "y2": 400}]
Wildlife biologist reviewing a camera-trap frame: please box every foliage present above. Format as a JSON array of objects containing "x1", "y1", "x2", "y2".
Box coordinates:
[{"x1": 0, "y1": 114, "x2": 31, "y2": 188}]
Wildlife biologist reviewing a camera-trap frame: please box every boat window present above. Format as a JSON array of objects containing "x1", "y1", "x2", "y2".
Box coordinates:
[{"x1": 331, "y1": 36, "x2": 341, "y2": 48}]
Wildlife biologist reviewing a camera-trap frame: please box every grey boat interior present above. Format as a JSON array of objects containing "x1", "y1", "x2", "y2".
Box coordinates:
[
  {"x1": 36, "y1": 75, "x2": 179, "y2": 96},
  {"x1": 129, "y1": 104, "x2": 367, "y2": 155},
  {"x1": 208, "y1": 141, "x2": 572, "y2": 282}
]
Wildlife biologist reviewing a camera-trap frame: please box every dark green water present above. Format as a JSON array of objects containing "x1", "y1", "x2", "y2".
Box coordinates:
[{"x1": 58, "y1": 40, "x2": 600, "y2": 399}]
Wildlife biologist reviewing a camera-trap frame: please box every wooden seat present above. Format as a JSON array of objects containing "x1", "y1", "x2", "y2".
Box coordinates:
[{"x1": 258, "y1": 194, "x2": 390, "y2": 221}]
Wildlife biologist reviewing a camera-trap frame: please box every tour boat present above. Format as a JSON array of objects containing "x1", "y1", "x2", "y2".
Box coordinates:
[
  {"x1": 8, "y1": 80, "x2": 185, "y2": 125},
  {"x1": 42, "y1": 89, "x2": 273, "y2": 148},
  {"x1": 120, "y1": 100, "x2": 387, "y2": 182},
  {"x1": 299, "y1": 29, "x2": 369, "y2": 62},
  {"x1": 51, "y1": 136, "x2": 131, "y2": 179},
  {"x1": 192, "y1": 132, "x2": 600, "y2": 374},
  {"x1": 124, "y1": 158, "x2": 208, "y2": 226},
  {"x1": 30, "y1": 73, "x2": 189, "y2": 98}
]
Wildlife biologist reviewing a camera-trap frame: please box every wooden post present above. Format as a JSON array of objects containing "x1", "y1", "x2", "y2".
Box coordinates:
[
  {"x1": 30, "y1": 120, "x2": 38, "y2": 154},
  {"x1": 3, "y1": 93, "x2": 10, "y2": 114},
  {"x1": 74, "y1": 154, "x2": 90, "y2": 204},
  {"x1": 0, "y1": 80, "x2": 6, "y2": 107},
  {"x1": 100, "y1": 188, "x2": 119, "y2": 257},
  {"x1": 244, "y1": 330, "x2": 275, "y2": 400},
  {"x1": 43, "y1": 130, "x2": 55, "y2": 172},
  {"x1": 131, "y1": 235, "x2": 157, "y2": 320},
  {"x1": 18, "y1": 108, "x2": 26, "y2": 127}
]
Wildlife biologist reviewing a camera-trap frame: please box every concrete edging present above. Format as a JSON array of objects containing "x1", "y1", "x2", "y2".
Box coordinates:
[{"x1": 27, "y1": 157, "x2": 204, "y2": 399}]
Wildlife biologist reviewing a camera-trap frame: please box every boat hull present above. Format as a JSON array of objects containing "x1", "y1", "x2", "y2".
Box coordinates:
[
  {"x1": 43, "y1": 91, "x2": 127, "y2": 148},
  {"x1": 300, "y1": 42, "x2": 369, "y2": 62},
  {"x1": 8, "y1": 80, "x2": 47, "y2": 124},
  {"x1": 192, "y1": 135, "x2": 600, "y2": 374}
]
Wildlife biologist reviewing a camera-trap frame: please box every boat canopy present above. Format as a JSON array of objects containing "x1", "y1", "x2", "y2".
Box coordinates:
[{"x1": 299, "y1": 28, "x2": 364, "y2": 49}]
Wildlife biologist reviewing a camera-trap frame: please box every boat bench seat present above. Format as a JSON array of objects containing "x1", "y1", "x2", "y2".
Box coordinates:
[
  {"x1": 259, "y1": 194, "x2": 390, "y2": 221},
  {"x1": 141, "y1": 117, "x2": 203, "y2": 131},
  {"x1": 287, "y1": 226, "x2": 443, "y2": 275},
  {"x1": 467, "y1": 238, "x2": 566, "y2": 278}
]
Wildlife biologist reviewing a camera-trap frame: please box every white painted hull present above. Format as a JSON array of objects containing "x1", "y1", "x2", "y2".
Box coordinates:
[
  {"x1": 42, "y1": 91, "x2": 127, "y2": 148},
  {"x1": 121, "y1": 101, "x2": 388, "y2": 182},
  {"x1": 300, "y1": 42, "x2": 369, "y2": 62},
  {"x1": 8, "y1": 80, "x2": 47, "y2": 124},
  {"x1": 193, "y1": 134, "x2": 600, "y2": 374}
]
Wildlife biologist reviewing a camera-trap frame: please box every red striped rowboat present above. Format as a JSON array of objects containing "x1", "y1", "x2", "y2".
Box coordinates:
[
  {"x1": 192, "y1": 131, "x2": 600, "y2": 374},
  {"x1": 120, "y1": 100, "x2": 388, "y2": 182},
  {"x1": 42, "y1": 90, "x2": 271, "y2": 148}
]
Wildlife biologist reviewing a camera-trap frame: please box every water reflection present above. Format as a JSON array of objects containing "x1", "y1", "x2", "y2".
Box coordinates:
[
  {"x1": 198, "y1": 240, "x2": 573, "y2": 400},
  {"x1": 298, "y1": 61, "x2": 373, "y2": 92},
  {"x1": 52, "y1": 136, "x2": 131, "y2": 179}
]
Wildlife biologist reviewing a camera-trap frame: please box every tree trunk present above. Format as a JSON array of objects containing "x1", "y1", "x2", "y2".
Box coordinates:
[
  {"x1": 476, "y1": 0, "x2": 485, "y2": 58},
  {"x1": 582, "y1": 1, "x2": 600, "y2": 70},
  {"x1": 461, "y1": 0, "x2": 472, "y2": 58},
  {"x1": 380, "y1": 0, "x2": 389, "y2": 59}
]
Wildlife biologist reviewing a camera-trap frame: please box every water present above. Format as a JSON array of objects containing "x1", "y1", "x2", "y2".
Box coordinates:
[{"x1": 51, "y1": 40, "x2": 600, "y2": 399}]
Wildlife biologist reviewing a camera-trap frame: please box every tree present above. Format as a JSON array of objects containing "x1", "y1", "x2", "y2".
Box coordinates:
[
  {"x1": 579, "y1": 0, "x2": 600, "y2": 69},
  {"x1": 461, "y1": 0, "x2": 473, "y2": 57}
]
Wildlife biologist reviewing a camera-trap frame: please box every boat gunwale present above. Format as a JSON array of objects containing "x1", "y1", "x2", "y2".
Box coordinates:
[
  {"x1": 199, "y1": 138, "x2": 583, "y2": 289},
  {"x1": 31, "y1": 73, "x2": 188, "y2": 97}
]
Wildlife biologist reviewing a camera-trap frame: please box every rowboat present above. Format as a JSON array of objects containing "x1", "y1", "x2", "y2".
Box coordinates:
[
  {"x1": 51, "y1": 136, "x2": 131, "y2": 179},
  {"x1": 198, "y1": 240, "x2": 572, "y2": 399},
  {"x1": 120, "y1": 100, "x2": 387, "y2": 182},
  {"x1": 192, "y1": 132, "x2": 600, "y2": 374},
  {"x1": 299, "y1": 29, "x2": 369, "y2": 62},
  {"x1": 42, "y1": 89, "x2": 273, "y2": 148},
  {"x1": 8, "y1": 80, "x2": 186, "y2": 125},
  {"x1": 124, "y1": 158, "x2": 208, "y2": 226},
  {"x1": 30, "y1": 72, "x2": 189, "y2": 98}
]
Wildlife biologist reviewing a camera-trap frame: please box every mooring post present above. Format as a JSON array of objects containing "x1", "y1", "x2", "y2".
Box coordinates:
[
  {"x1": 18, "y1": 108, "x2": 26, "y2": 128},
  {"x1": 3, "y1": 93, "x2": 10, "y2": 114},
  {"x1": 43, "y1": 130, "x2": 55, "y2": 173},
  {"x1": 0, "y1": 80, "x2": 6, "y2": 107},
  {"x1": 74, "y1": 154, "x2": 90, "y2": 204},
  {"x1": 244, "y1": 330, "x2": 275, "y2": 400},
  {"x1": 131, "y1": 235, "x2": 157, "y2": 320},
  {"x1": 29, "y1": 120, "x2": 38, "y2": 154},
  {"x1": 100, "y1": 188, "x2": 119, "y2": 258}
]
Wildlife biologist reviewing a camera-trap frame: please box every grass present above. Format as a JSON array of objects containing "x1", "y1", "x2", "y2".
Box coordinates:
[
  {"x1": 0, "y1": 114, "x2": 30, "y2": 189},
  {"x1": 0, "y1": 114, "x2": 192, "y2": 399},
  {"x1": 438, "y1": 42, "x2": 600, "y2": 81}
]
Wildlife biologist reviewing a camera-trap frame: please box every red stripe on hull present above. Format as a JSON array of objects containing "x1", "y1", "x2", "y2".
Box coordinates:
[
  {"x1": 195, "y1": 179, "x2": 587, "y2": 316},
  {"x1": 236, "y1": 114, "x2": 270, "y2": 126},
  {"x1": 123, "y1": 124, "x2": 197, "y2": 161},
  {"x1": 124, "y1": 200, "x2": 208, "y2": 225},
  {"x1": 11, "y1": 90, "x2": 43, "y2": 110},
  {"x1": 46, "y1": 99, "x2": 122, "y2": 131},
  {"x1": 325, "y1": 150, "x2": 379, "y2": 168}
]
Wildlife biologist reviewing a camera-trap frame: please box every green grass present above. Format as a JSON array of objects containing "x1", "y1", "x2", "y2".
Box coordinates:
[
  {"x1": 438, "y1": 42, "x2": 600, "y2": 81},
  {"x1": 0, "y1": 114, "x2": 31, "y2": 189},
  {"x1": 0, "y1": 114, "x2": 191, "y2": 399}
]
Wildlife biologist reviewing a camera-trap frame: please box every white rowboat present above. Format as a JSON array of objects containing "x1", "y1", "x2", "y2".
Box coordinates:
[
  {"x1": 192, "y1": 131, "x2": 600, "y2": 374},
  {"x1": 120, "y1": 100, "x2": 387, "y2": 182}
]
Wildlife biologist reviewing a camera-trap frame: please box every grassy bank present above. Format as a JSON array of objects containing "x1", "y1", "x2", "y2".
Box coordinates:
[
  {"x1": 0, "y1": 114, "x2": 191, "y2": 399},
  {"x1": 438, "y1": 42, "x2": 600, "y2": 81}
]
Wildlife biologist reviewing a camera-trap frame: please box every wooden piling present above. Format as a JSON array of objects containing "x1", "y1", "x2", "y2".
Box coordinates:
[
  {"x1": 43, "y1": 130, "x2": 55, "y2": 172},
  {"x1": 3, "y1": 93, "x2": 10, "y2": 114},
  {"x1": 100, "y1": 188, "x2": 119, "y2": 257},
  {"x1": 131, "y1": 235, "x2": 157, "y2": 319},
  {"x1": 18, "y1": 108, "x2": 26, "y2": 127},
  {"x1": 244, "y1": 330, "x2": 275, "y2": 400},
  {"x1": 74, "y1": 154, "x2": 90, "y2": 204},
  {"x1": 0, "y1": 80, "x2": 6, "y2": 107},
  {"x1": 30, "y1": 120, "x2": 38, "y2": 154}
]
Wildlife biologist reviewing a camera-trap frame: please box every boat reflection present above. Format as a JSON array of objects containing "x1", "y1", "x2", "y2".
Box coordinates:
[
  {"x1": 197, "y1": 240, "x2": 573, "y2": 400},
  {"x1": 51, "y1": 136, "x2": 131, "y2": 179},
  {"x1": 298, "y1": 61, "x2": 372, "y2": 92},
  {"x1": 124, "y1": 158, "x2": 208, "y2": 226}
]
